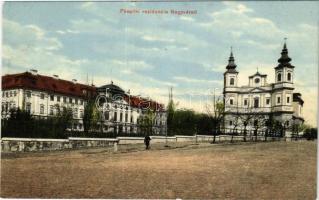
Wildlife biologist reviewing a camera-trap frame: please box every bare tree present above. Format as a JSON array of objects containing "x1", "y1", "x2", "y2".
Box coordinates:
[
  {"x1": 238, "y1": 106, "x2": 256, "y2": 142},
  {"x1": 206, "y1": 92, "x2": 225, "y2": 143},
  {"x1": 251, "y1": 114, "x2": 268, "y2": 142},
  {"x1": 230, "y1": 104, "x2": 241, "y2": 143}
]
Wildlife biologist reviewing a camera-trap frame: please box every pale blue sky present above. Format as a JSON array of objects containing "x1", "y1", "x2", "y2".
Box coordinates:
[{"x1": 2, "y1": 1, "x2": 318, "y2": 126}]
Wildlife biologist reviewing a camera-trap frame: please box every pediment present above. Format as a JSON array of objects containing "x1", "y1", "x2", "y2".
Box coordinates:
[{"x1": 249, "y1": 87, "x2": 268, "y2": 93}]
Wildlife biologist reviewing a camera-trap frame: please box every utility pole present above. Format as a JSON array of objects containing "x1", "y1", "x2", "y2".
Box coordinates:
[{"x1": 165, "y1": 86, "x2": 173, "y2": 147}]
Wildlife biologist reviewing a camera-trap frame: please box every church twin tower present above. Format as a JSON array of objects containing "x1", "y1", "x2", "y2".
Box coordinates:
[
  {"x1": 223, "y1": 41, "x2": 304, "y2": 133},
  {"x1": 224, "y1": 42, "x2": 294, "y2": 89}
]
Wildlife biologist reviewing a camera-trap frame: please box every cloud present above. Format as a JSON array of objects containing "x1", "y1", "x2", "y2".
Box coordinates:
[
  {"x1": 173, "y1": 76, "x2": 222, "y2": 85},
  {"x1": 3, "y1": 19, "x2": 62, "y2": 51},
  {"x1": 180, "y1": 16, "x2": 195, "y2": 22},
  {"x1": 142, "y1": 35, "x2": 175, "y2": 43},
  {"x1": 200, "y1": 3, "x2": 283, "y2": 43}
]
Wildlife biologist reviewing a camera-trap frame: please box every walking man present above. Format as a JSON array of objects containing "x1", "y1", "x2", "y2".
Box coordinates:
[{"x1": 144, "y1": 135, "x2": 151, "y2": 150}]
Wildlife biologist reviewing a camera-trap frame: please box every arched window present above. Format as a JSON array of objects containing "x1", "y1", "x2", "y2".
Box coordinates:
[
  {"x1": 287, "y1": 73, "x2": 291, "y2": 81},
  {"x1": 277, "y1": 73, "x2": 282, "y2": 82},
  {"x1": 230, "y1": 78, "x2": 235, "y2": 85}
]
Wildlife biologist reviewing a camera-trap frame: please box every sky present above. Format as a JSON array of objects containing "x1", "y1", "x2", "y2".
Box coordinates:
[{"x1": 2, "y1": 1, "x2": 318, "y2": 126}]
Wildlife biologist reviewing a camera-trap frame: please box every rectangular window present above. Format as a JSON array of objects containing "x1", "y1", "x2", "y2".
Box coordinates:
[
  {"x1": 80, "y1": 100, "x2": 83, "y2": 105},
  {"x1": 125, "y1": 113, "x2": 128, "y2": 122},
  {"x1": 266, "y1": 98, "x2": 270, "y2": 105},
  {"x1": 50, "y1": 95, "x2": 54, "y2": 101},
  {"x1": 50, "y1": 106, "x2": 54, "y2": 115},
  {"x1": 277, "y1": 97, "x2": 281, "y2": 104},
  {"x1": 26, "y1": 103, "x2": 31, "y2": 113},
  {"x1": 229, "y1": 121, "x2": 233, "y2": 126},
  {"x1": 13, "y1": 91, "x2": 17, "y2": 96},
  {"x1": 69, "y1": 98, "x2": 73, "y2": 104},
  {"x1": 57, "y1": 96, "x2": 60, "y2": 102},
  {"x1": 244, "y1": 99, "x2": 248, "y2": 106},
  {"x1": 26, "y1": 91, "x2": 31, "y2": 98},
  {"x1": 287, "y1": 96, "x2": 290, "y2": 104},
  {"x1": 9, "y1": 91, "x2": 12, "y2": 97},
  {"x1": 120, "y1": 112, "x2": 123, "y2": 122},
  {"x1": 63, "y1": 97, "x2": 67, "y2": 103},
  {"x1": 40, "y1": 104, "x2": 44, "y2": 114},
  {"x1": 104, "y1": 111, "x2": 109, "y2": 120},
  {"x1": 230, "y1": 99, "x2": 233, "y2": 105},
  {"x1": 114, "y1": 112, "x2": 117, "y2": 121},
  {"x1": 131, "y1": 116, "x2": 133, "y2": 123},
  {"x1": 40, "y1": 93, "x2": 45, "y2": 99},
  {"x1": 73, "y1": 108, "x2": 78, "y2": 118},
  {"x1": 75, "y1": 99, "x2": 78, "y2": 104},
  {"x1": 254, "y1": 98, "x2": 259, "y2": 108}
]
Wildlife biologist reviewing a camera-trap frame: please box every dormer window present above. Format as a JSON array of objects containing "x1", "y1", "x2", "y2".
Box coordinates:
[
  {"x1": 277, "y1": 73, "x2": 282, "y2": 82},
  {"x1": 230, "y1": 78, "x2": 235, "y2": 86}
]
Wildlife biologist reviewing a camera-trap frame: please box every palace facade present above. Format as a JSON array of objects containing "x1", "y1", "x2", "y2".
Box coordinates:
[
  {"x1": 2, "y1": 70, "x2": 167, "y2": 135},
  {"x1": 223, "y1": 42, "x2": 304, "y2": 135}
]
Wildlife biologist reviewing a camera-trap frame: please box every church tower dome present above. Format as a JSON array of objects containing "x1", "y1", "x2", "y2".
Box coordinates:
[
  {"x1": 276, "y1": 40, "x2": 295, "y2": 70},
  {"x1": 275, "y1": 39, "x2": 295, "y2": 84},
  {"x1": 226, "y1": 47, "x2": 238, "y2": 72},
  {"x1": 224, "y1": 47, "x2": 239, "y2": 88}
]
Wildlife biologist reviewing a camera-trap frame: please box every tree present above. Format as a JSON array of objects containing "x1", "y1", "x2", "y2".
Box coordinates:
[
  {"x1": 83, "y1": 99, "x2": 99, "y2": 134},
  {"x1": 166, "y1": 96, "x2": 176, "y2": 136},
  {"x1": 137, "y1": 109, "x2": 156, "y2": 136},
  {"x1": 238, "y1": 106, "x2": 255, "y2": 142},
  {"x1": 54, "y1": 106, "x2": 73, "y2": 138},
  {"x1": 251, "y1": 114, "x2": 267, "y2": 141},
  {"x1": 171, "y1": 109, "x2": 197, "y2": 135},
  {"x1": 2, "y1": 108, "x2": 33, "y2": 138},
  {"x1": 196, "y1": 114, "x2": 214, "y2": 135},
  {"x1": 206, "y1": 95, "x2": 225, "y2": 143},
  {"x1": 303, "y1": 127, "x2": 317, "y2": 140}
]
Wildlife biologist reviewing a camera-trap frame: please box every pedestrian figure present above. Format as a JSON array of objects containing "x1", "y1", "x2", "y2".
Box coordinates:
[{"x1": 144, "y1": 135, "x2": 151, "y2": 150}]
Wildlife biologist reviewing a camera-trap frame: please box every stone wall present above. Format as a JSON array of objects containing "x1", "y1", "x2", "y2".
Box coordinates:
[
  {"x1": 1, "y1": 135, "x2": 288, "y2": 153},
  {"x1": 1, "y1": 137, "x2": 118, "y2": 153}
]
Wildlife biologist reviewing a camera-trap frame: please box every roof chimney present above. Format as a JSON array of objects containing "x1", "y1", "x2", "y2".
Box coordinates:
[
  {"x1": 30, "y1": 69, "x2": 38, "y2": 75},
  {"x1": 53, "y1": 74, "x2": 59, "y2": 79}
]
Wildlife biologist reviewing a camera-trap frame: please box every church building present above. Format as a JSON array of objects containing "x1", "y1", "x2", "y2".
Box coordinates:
[{"x1": 223, "y1": 41, "x2": 304, "y2": 135}]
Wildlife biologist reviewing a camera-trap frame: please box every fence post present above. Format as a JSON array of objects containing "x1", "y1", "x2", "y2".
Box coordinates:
[{"x1": 113, "y1": 141, "x2": 118, "y2": 152}]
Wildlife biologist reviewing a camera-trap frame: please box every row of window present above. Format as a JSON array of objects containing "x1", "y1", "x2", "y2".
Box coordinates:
[
  {"x1": 229, "y1": 95, "x2": 291, "y2": 107},
  {"x1": 229, "y1": 97, "x2": 271, "y2": 107},
  {"x1": 277, "y1": 96, "x2": 290, "y2": 104},
  {"x1": 112, "y1": 111, "x2": 133, "y2": 123},
  {"x1": 41, "y1": 93, "x2": 84, "y2": 105},
  {"x1": 2, "y1": 90, "x2": 17, "y2": 98},
  {"x1": 38, "y1": 104, "x2": 84, "y2": 118},
  {"x1": 229, "y1": 120, "x2": 290, "y2": 127},
  {"x1": 277, "y1": 72, "x2": 292, "y2": 82},
  {"x1": 2, "y1": 102, "x2": 16, "y2": 113},
  {"x1": 22, "y1": 91, "x2": 84, "y2": 105}
]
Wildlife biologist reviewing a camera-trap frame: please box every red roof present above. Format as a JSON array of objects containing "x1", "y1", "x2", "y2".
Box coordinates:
[
  {"x1": 123, "y1": 95, "x2": 165, "y2": 111},
  {"x1": 2, "y1": 72, "x2": 96, "y2": 98},
  {"x1": 2, "y1": 72, "x2": 165, "y2": 110}
]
